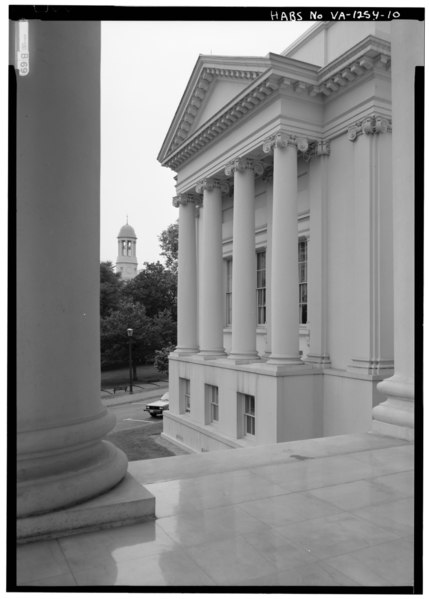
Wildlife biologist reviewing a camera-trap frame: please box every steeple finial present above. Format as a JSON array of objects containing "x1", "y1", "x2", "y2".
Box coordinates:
[{"x1": 126, "y1": 214, "x2": 128, "y2": 225}]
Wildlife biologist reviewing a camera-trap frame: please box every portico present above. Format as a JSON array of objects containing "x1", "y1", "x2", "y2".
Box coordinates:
[{"x1": 158, "y1": 21, "x2": 416, "y2": 454}]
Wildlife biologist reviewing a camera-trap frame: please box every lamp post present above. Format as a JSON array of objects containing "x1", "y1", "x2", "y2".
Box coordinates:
[{"x1": 127, "y1": 328, "x2": 133, "y2": 394}]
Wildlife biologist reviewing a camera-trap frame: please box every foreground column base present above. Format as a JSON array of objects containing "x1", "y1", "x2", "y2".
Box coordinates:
[
  {"x1": 17, "y1": 439, "x2": 128, "y2": 518},
  {"x1": 372, "y1": 376, "x2": 414, "y2": 441},
  {"x1": 17, "y1": 472, "x2": 155, "y2": 543}
]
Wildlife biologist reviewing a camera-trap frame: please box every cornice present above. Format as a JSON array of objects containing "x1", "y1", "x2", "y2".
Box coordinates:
[
  {"x1": 159, "y1": 36, "x2": 391, "y2": 172},
  {"x1": 158, "y1": 55, "x2": 270, "y2": 164}
]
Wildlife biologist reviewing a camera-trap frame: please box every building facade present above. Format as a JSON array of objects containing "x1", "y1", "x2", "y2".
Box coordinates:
[
  {"x1": 158, "y1": 21, "x2": 420, "y2": 453},
  {"x1": 116, "y1": 221, "x2": 138, "y2": 280}
]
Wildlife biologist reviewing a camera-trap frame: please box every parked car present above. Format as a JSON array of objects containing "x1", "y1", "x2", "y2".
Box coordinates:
[{"x1": 144, "y1": 392, "x2": 169, "y2": 417}]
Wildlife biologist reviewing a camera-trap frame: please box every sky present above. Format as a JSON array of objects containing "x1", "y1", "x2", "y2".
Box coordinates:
[{"x1": 100, "y1": 18, "x2": 314, "y2": 267}]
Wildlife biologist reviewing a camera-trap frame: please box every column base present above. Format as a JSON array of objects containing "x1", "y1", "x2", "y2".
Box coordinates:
[
  {"x1": 305, "y1": 353, "x2": 331, "y2": 368},
  {"x1": 348, "y1": 358, "x2": 395, "y2": 376},
  {"x1": 172, "y1": 347, "x2": 199, "y2": 357},
  {"x1": 228, "y1": 351, "x2": 261, "y2": 365},
  {"x1": 18, "y1": 472, "x2": 155, "y2": 543},
  {"x1": 197, "y1": 349, "x2": 227, "y2": 360},
  {"x1": 267, "y1": 354, "x2": 303, "y2": 366},
  {"x1": 17, "y1": 440, "x2": 128, "y2": 518},
  {"x1": 372, "y1": 375, "x2": 414, "y2": 441}
]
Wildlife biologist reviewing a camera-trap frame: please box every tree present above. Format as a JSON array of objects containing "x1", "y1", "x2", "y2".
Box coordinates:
[
  {"x1": 158, "y1": 221, "x2": 178, "y2": 273},
  {"x1": 100, "y1": 261, "x2": 122, "y2": 319},
  {"x1": 154, "y1": 344, "x2": 176, "y2": 377},
  {"x1": 100, "y1": 300, "x2": 176, "y2": 370},
  {"x1": 122, "y1": 261, "x2": 177, "y2": 320}
]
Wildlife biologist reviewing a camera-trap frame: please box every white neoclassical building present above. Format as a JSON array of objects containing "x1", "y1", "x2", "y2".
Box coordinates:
[{"x1": 158, "y1": 21, "x2": 421, "y2": 453}]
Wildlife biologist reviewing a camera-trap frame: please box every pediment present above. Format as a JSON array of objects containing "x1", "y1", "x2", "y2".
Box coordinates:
[{"x1": 158, "y1": 55, "x2": 270, "y2": 163}]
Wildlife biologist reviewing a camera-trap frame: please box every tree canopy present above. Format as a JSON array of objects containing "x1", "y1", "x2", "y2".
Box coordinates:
[
  {"x1": 100, "y1": 261, "x2": 123, "y2": 319},
  {"x1": 122, "y1": 261, "x2": 177, "y2": 320},
  {"x1": 158, "y1": 221, "x2": 178, "y2": 273},
  {"x1": 101, "y1": 300, "x2": 175, "y2": 369}
]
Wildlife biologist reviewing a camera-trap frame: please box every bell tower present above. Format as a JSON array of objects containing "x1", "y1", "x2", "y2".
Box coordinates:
[{"x1": 116, "y1": 217, "x2": 138, "y2": 280}]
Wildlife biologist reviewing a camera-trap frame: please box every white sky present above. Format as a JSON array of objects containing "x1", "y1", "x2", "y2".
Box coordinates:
[{"x1": 100, "y1": 19, "x2": 314, "y2": 266}]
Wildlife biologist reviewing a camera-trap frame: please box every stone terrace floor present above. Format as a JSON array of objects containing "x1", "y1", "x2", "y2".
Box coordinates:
[{"x1": 15, "y1": 432, "x2": 416, "y2": 589}]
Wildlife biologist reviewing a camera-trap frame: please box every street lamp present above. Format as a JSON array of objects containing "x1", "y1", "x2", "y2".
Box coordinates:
[{"x1": 127, "y1": 328, "x2": 133, "y2": 394}]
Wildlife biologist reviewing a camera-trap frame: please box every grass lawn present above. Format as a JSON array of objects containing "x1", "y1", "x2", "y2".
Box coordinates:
[{"x1": 101, "y1": 364, "x2": 167, "y2": 387}]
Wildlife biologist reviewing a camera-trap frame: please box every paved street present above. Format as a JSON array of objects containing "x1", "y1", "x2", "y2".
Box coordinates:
[
  {"x1": 109, "y1": 396, "x2": 164, "y2": 432},
  {"x1": 103, "y1": 387, "x2": 189, "y2": 461}
]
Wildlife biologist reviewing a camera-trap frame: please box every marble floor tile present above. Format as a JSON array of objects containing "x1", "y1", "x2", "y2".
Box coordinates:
[
  {"x1": 72, "y1": 550, "x2": 215, "y2": 586},
  {"x1": 19, "y1": 573, "x2": 77, "y2": 587},
  {"x1": 58, "y1": 520, "x2": 178, "y2": 571},
  {"x1": 242, "y1": 561, "x2": 361, "y2": 587},
  {"x1": 146, "y1": 468, "x2": 286, "y2": 517},
  {"x1": 156, "y1": 504, "x2": 266, "y2": 547},
  {"x1": 308, "y1": 479, "x2": 397, "y2": 511},
  {"x1": 350, "y1": 444, "x2": 414, "y2": 472},
  {"x1": 185, "y1": 536, "x2": 277, "y2": 585},
  {"x1": 276, "y1": 511, "x2": 399, "y2": 559},
  {"x1": 238, "y1": 490, "x2": 342, "y2": 526},
  {"x1": 351, "y1": 497, "x2": 414, "y2": 537},
  {"x1": 16, "y1": 540, "x2": 72, "y2": 585},
  {"x1": 371, "y1": 470, "x2": 414, "y2": 496},
  {"x1": 251, "y1": 453, "x2": 396, "y2": 493},
  {"x1": 241, "y1": 527, "x2": 318, "y2": 570},
  {"x1": 324, "y1": 537, "x2": 414, "y2": 587}
]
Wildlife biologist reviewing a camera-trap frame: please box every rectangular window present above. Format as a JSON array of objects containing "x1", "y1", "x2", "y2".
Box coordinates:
[
  {"x1": 179, "y1": 378, "x2": 191, "y2": 414},
  {"x1": 298, "y1": 238, "x2": 308, "y2": 324},
  {"x1": 205, "y1": 384, "x2": 219, "y2": 423},
  {"x1": 256, "y1": 250, "x2": 266, "y2": 325},
  {"x1": 238, "y1": 393, "x2": 255, "y2": 437},
  {"x1": 225, "y1": 258, "x2": 232, "y2": 326}
]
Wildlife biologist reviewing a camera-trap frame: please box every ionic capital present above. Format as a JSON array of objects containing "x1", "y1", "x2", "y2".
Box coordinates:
[
  {"x1": 195, "y1": 178, "x2": 229, "y2": 195},
  {"x1": 262, "y1": 132, "x2": 294, "y2": 154},
  {"x1": 172, "y1": 193, "x2": 197, "y2": 208},
  {"x1": 224, "y1": 157, "x2": 264, "y2": 177},
  {"x1": 347, "y1": 115, "x2": 391, "y2": 141}
]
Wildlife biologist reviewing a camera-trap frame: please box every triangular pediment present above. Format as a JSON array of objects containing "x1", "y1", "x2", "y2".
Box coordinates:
[{"x1": 158, "y1": 54, "x2": 270, "y2": 163}]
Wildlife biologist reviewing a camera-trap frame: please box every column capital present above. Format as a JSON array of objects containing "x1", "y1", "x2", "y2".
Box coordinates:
[
  {"x1": 224, "y1": 157, "x2": 264, "y2": 177},
  {"x1": 172, "y1": 193, "x2": 197, "y2": 207},
  {"x1": 263, "y1": 132, "x2": 309, "y2": 155},
  {"x1": 314, "y1": 140, "x2": 331, "y2": 156},
  {"x1": 301, "y1": 140, "x2": 331, "y2": 162},
  {"x1": 195, "y1": 178, "x2": 229, "y2": 195},
  {"x1": 347, "y1": 115, "x2": 391, "y2": 141}
]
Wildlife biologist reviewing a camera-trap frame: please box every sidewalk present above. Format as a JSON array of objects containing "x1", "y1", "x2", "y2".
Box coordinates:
[{"x1": 101, "y1": 381, "x2": 169, "y2": 408}]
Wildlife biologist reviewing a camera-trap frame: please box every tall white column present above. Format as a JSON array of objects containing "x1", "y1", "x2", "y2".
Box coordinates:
[
  {"x1": 347, "y1": 117, "x2": 394, "y2": 376},
  {"x1": 16, "y1": 20, "x2": 128, "y2": 518},
  {"x1": 373, "y1": 20, "x2": 423, "y2": 440},
  {"x1": 263, "y1": 133, "x2": 306, "y2": 364},
  {"x1": 225, "y1": 158, "x2": 263, "y2": 360},
  {"x1": 196, "y1": 178, "x2": 228, "y2": 356},
  {"x1": 306, "y1": 141, "x2": 331, "y2": 366},
  {"x1": 173, "y1": 194, "x2": 198, "y2": 354}
]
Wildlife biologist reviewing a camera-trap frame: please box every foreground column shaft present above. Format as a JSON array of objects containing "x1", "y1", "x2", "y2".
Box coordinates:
[{"x1": 16, "y1": 20, "x2": 127, "y2": 517}]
